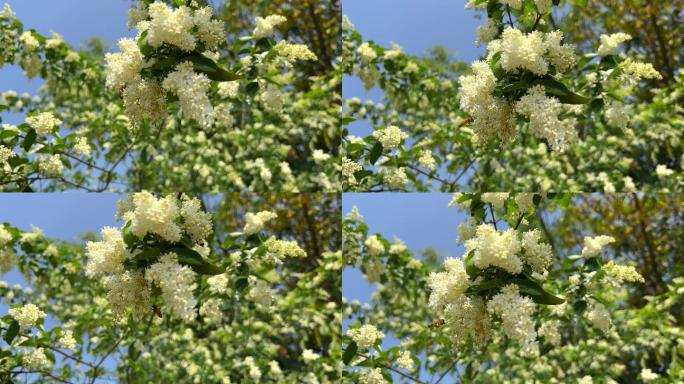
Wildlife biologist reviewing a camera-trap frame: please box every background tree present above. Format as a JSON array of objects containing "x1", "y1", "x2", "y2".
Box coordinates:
[
  {"x1": 0, "y1": 193, "x2": 341, "y2": 383},
  {"x1": 561, "y1": 0, "x2": 684, "y2": 91}
]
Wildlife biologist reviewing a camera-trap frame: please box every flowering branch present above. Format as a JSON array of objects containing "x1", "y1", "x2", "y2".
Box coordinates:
[{"x1": 356, "y1": 352, "x2": 427, "y2": 384}]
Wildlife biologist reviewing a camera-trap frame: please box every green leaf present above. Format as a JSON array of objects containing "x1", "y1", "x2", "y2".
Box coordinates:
[
  {"x1": 186, "y1": 55, "x2": 239, "y2": 82},
  {"x1": 532, "y1": 78, "x2": 590, "y2": 104},
  {"x1": 0, "y1": 129, "x2": 18, "y2": 140},
  {"x1": 511, "y1": 278, "x2": 565, "y2": 305},
  {"x1": 121, "y1": 222, "x2": 137, "y2": 247},
  {"x1": 169, "y1": 247, "x2": 224, "y2": 275},
  {"x1": 599, "y1": 55, "x2": 619, "y2": 70},
  {"x1": 341, "y1": 117, "x2": 356, "y2": 126},
  {"x1": 345, "y1": 143, "x2": 365, "y2": 154},
  {"x1": 367, "y1": 142, "x2": 383, "y2": 165},
  {"x1": 585, "y1": 257, "x2": 601, "y2": 271},
  {"x1": 500, "y1": 80, "x2": 529, "y2": 95},
  {"x1": 466, "y1": 277, "x2": 506, "y2": 295},
  {"x1": 464, "y1": 250, "x2": 479, "y2": 279},
  {"x1": 342, "y1": 341, "x2": 358, "y2": 365},
  {"x1": 22, "y1": 129, "x2": 37, "y2": 152},
  {"x1": 573, "y1": 300, "x2": 587, "y2": 315},
  {"x1": 134, "y1": 247, "x2": 161, "y2": 262},
  {"x1": 235, "y1": 276, "x2": 249, "y2": 292},
  {"x1": 245, "y1": 81, "x2": 260, "y2": 97},
  {"x1": 4, "y1": 320, "x2": 19, "y2": 344}
]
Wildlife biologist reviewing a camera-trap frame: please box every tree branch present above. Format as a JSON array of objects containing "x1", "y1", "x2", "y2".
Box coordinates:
[{"x1": 357, "y1": 352, "x2": 426, "y2": 384}]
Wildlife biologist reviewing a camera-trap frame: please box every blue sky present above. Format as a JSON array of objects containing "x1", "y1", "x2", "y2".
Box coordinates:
[
  {"x1": 342, "y1": 1, "x2": 485, "y2": 188},
  {"x1": 343, "y1": 193, "x2": 466, "y2": 303},
  {"x1": 0, "y1": 192, "x2": 122, "y2": 297},
  {"x1": 0, "y1": 193, "x2": 123, "y2": 295},
  {"x1": 0, "y1": 0, "x2": 132, "y2": 124},
  {"x1": 343, "y1": 0, "x2": 485, "y2": 138},
  {"x1": 0, "y1": 193, "x2": 123, "y2": 380},
  {"x1": 342, "y1": 193, "x2": 467, "y2": 383}
]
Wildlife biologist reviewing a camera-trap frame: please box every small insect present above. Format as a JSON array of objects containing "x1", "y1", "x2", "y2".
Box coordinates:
[
  {"x1": 429, "y1": 319, "x2": 446, "y2": 328},
  {"x1": 152, "y1": 304, "x2": 163, "y2": 318}
]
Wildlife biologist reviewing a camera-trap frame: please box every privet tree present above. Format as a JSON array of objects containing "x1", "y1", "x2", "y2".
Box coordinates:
[
  {"x1": 341, "y1": 0, "x2": 682, "y2": 192},
  {"x1": 0, "y1": 0, "x2": 340, "y2": 192},
  {"x1": 0, "y1": 192, "x2": 342, "y2": 383},
  {"x1": 342, "y1": 193, "x2": 683, "y2": 383}
]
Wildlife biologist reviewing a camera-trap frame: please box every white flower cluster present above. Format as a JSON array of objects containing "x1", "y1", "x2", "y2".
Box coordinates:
[
  {"x1": 487, "y1": 284, "x2": 538, "y2": 354},
  {"x1": 481, "y1": 192, "x2": 509, "y2": 209},
  {"x1": 520, "y1": 229, "x2": 553, "y2": 274},
  {"x1": 597, "y1": 32, "x2": 631, "y2": 56},
  {"x1": 85, "y1": 227, "x2": 129, "y2": 277},
  {"x1": 640, "y1": 368, "x2": 660, "y2": 382},
  {"x1": 537, "y1": 319, "x2": 561, "y2": 346},
  {"x1": 104, "y1": 270, "x2": 151, "y2": 320},
  {"x1": 603, "y1": 260, "x2": 644, "y2": 284},
  {"x1": 467, "y1": 225, "x2": 523, "y2": 274},
  {"x1": 475, "y1": 19, "x2": 497, "y2": 47},
  {"x1": 252, "y1": 15, "x2": 287, "y2": 39},
  {"x1": 146, "y1": 252, "x2": 198, "y2": 321},
  {"x1": 0, "y1": 247, "x2": 18, "y2": 274},
  {"x1": 381, "y1": 167, "x2": 408, "y2": 189},
  {"x1": 106, "y1": 1, "x2": 228, "y2": 127},
  {"x1": 0, "y1": 226, "x2": 12, "y2": 246},
  {"x1": 372, "y1": 125, "x2": 407, "y2": 149},
  {"x1": 459, "y1": 28, "x2": 580, "y2": 148},
  {"x1": 59, "y1": 329, "x2": 78, "y2": 351},
  {"x1": 120, "y1": 192, "x2": 212, "y2": 244},
  {"x1": 38, "y1": 155, "x2": 64, "y2": 177},
  {"x1": 429, "y1": 224, "x2": 556, "y2": 352},
  {"x1": 428, "y1": 258, "x2": 470, "y2": 310},
  {"x1": 458, "y1": 61, "x2": 516, "y2": 145},
  {"x1": 467, "y1": 225, "x2": 553, "y2": 275},
  {"x1": 357, "y1": 42, "x2": 377, "y2": 64},
  {"x1": 428, "y1": 260, "x2": 493, "y2": 348},
  {"x1": 359, "y1": 368, "x2": 388, "y2": 384},
  {"x1": 9, "y1": 303, "x2": 46, "y2": 329},
  {"x1": 515, "y1": 85, "x2": 577, "y2": 151},
  {"x1": 364, "y1": 235, "x2": 385, "y2": 257},
  {"x1": 247, "y1": 277, "x2": 273, "y2": 307},
  {"x1": 199, "y1": 298, "x2": 223, "y2": 324},
  {"x1": 207, "y1": 273, "x2": 229, "y2": 294},
  {"x1": 603, "y1": 100, "x2": 630, "y2": 129},
  {"x1": 264, "y1": 236, "x2": 307, "y2": 261},
  {"x1": 515, "y1": 193, "x2": 535, "y2": 212},
  {"x1": 343, "y1": 157, "x2": 363, "y2": 186},
  {"x1": 26, "y1": 112, "x2": 62, "y2": 136},
  {"x1": 396, "y1": 350, "x2": 414, "y2": 370},
  {"x1": 136, "y1": 1, "x2": 224, "y2": 51},
  {"x1": 162, "y1": 61, "x2": 213, "y2": 126},
  {"x1": 488, "y1": 29, "x2": 576, "y2": 75},
  {"x1": 581, "y1": 235, "x2": 615, "y2": 258},
  {"x1": 243, "y1": 211, "x2": 277, "y2": 235},
  {"x1": 347, "y1": 324, "x2": 385, "y2": 349},
  {"x1": 19, "y1": 225, "x2": 43, "y2": 244},
  {"x1": 0, "y1": 145, "x2": 16, "y2": 165},
  {"x1": 73, "y1": 137, "x2": 91, "y2": 157},
  {"x1": 618, "y1": 58, "x2": 662, "y2": 83},
  {"x1": 586, "y1": 302, "x2": 611, "y2": 334},
  {"x1": 274, "y1": 41, "x2": 317, "y2": 63},
  {"x1": 22, "y1": 348, "x2": 50, "y2": 369},
  {"x1": 87, "y1": 193, "x2": 213, "y2": 321}
]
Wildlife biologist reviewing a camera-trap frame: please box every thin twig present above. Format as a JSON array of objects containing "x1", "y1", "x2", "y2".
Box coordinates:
[
  {"x1": 44, "y1": 345, "x2": 96, "y2": 369},
  {"x1": 357, "y1": 352, "x2": 427, "y2": 384},
  {"x1": 532, "y1": 12, "x2": 543, "y2": 30},
  {"x1": 513, "y1": 213, "x2": 525, "y2": 230},
  {"x1": 506, "y1": 5, "x2": 515, "y2": 27},
  {"x1": 488, "y1": 203, "x2": 498, "y2": 230}
]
